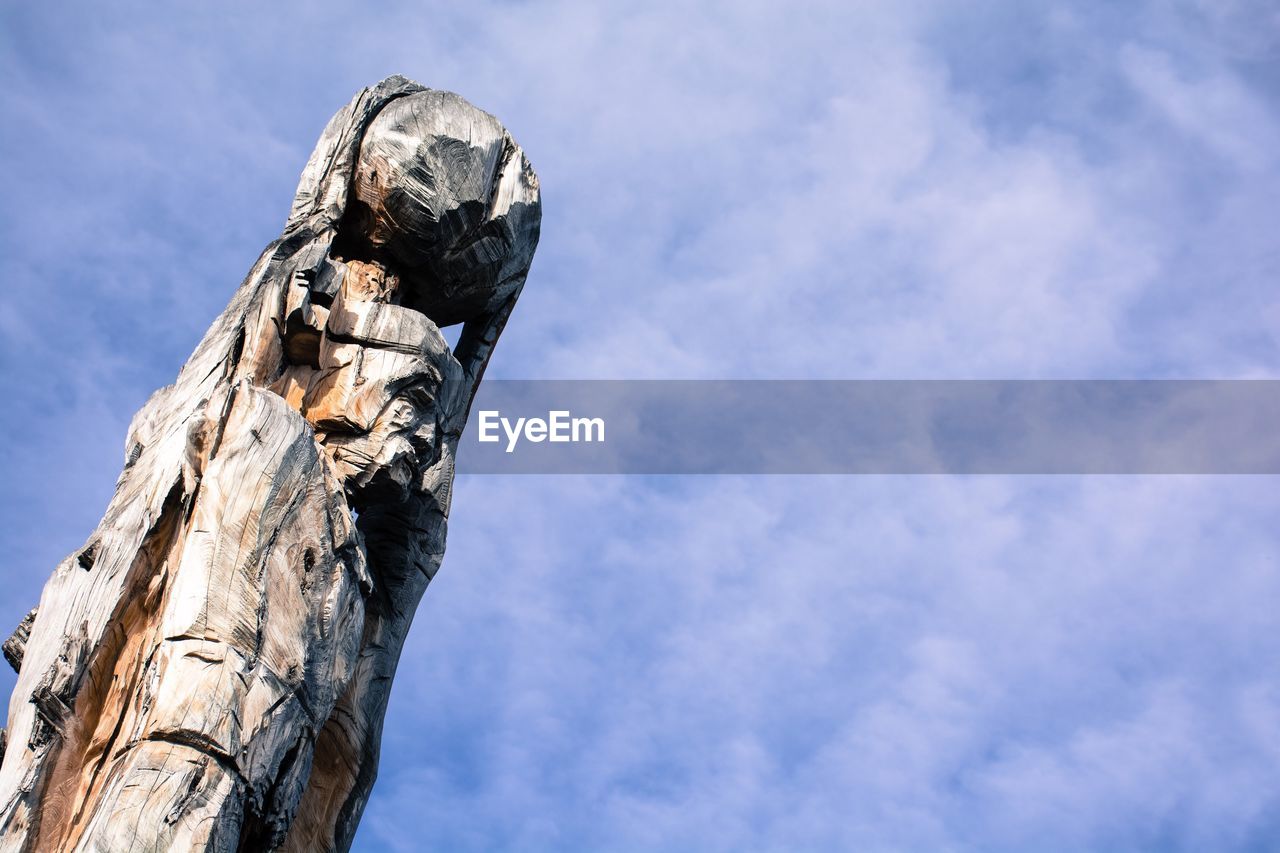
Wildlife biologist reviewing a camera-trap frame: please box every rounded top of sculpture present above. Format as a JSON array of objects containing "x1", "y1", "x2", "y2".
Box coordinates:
[{"x1": 340, "y1": 90, "x2": 540, "y2": 327}]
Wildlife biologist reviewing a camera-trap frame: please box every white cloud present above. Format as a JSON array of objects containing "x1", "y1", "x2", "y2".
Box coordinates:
[{"x1": 356, "y1": 475, "x2": 1280, "y2": 850}]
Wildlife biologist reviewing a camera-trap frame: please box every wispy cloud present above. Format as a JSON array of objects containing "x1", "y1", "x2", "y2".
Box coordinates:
[{"x1": 361, "y1": 476, "x2": 1280, "y2": 851}]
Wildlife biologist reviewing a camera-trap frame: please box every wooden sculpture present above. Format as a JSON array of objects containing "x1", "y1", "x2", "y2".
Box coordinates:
[{"x1": 0, "y1": 76, "x2": 540, "y2": 852}]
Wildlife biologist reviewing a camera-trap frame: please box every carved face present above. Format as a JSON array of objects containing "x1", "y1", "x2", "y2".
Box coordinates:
[
  {"x1": 343, "y1": 91, "x2": 529, "y2": 327},
  {"x1": 284, "y1": 257, "x2": 462, "y2": 507}
]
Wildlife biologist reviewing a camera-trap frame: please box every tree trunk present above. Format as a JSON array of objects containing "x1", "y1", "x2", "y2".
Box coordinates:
[{"x1": 0, "y1": 76, "x2": 540, "y2": 852}]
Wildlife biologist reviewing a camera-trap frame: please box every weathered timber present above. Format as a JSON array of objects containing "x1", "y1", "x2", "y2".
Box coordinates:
[
  {"x1": 0, "y1": 76, "x2": 540, "y2": 852},
  {"x1": 2, "y1": 611, "x2": 36, "y2": 675}
]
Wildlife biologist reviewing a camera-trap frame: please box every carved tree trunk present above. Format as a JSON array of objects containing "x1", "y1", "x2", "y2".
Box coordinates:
[{"x1": 0, "y1": 76, "x2": 540, "y2": 852}]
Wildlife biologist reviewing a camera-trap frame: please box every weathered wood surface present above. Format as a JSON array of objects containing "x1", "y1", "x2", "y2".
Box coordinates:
[{"x1": 0, "y1": 76, "x2": 540, "y2": 852}]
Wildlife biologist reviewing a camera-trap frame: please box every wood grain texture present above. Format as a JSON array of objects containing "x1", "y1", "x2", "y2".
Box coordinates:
[{"x1": 0, "y1": 76, "x2": 540, "y2": 853}]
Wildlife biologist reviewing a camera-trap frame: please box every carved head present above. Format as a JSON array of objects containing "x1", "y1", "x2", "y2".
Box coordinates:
[
  {"x1": 338, "y1": 90, "x2": 541, "y2": 327},
  {"x1": 273, "y1": 81, "x2": 540, "y2": 505}
]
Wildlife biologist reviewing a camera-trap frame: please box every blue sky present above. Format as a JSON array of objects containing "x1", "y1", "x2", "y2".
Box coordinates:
[{"x1": 1, "y1": 2, "x2": 1278, "y2": 850}]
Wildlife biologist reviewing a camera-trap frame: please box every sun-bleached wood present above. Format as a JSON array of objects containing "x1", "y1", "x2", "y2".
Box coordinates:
[{"x1": 0, "y1": 76, "x2": 540, "y2": 852}]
